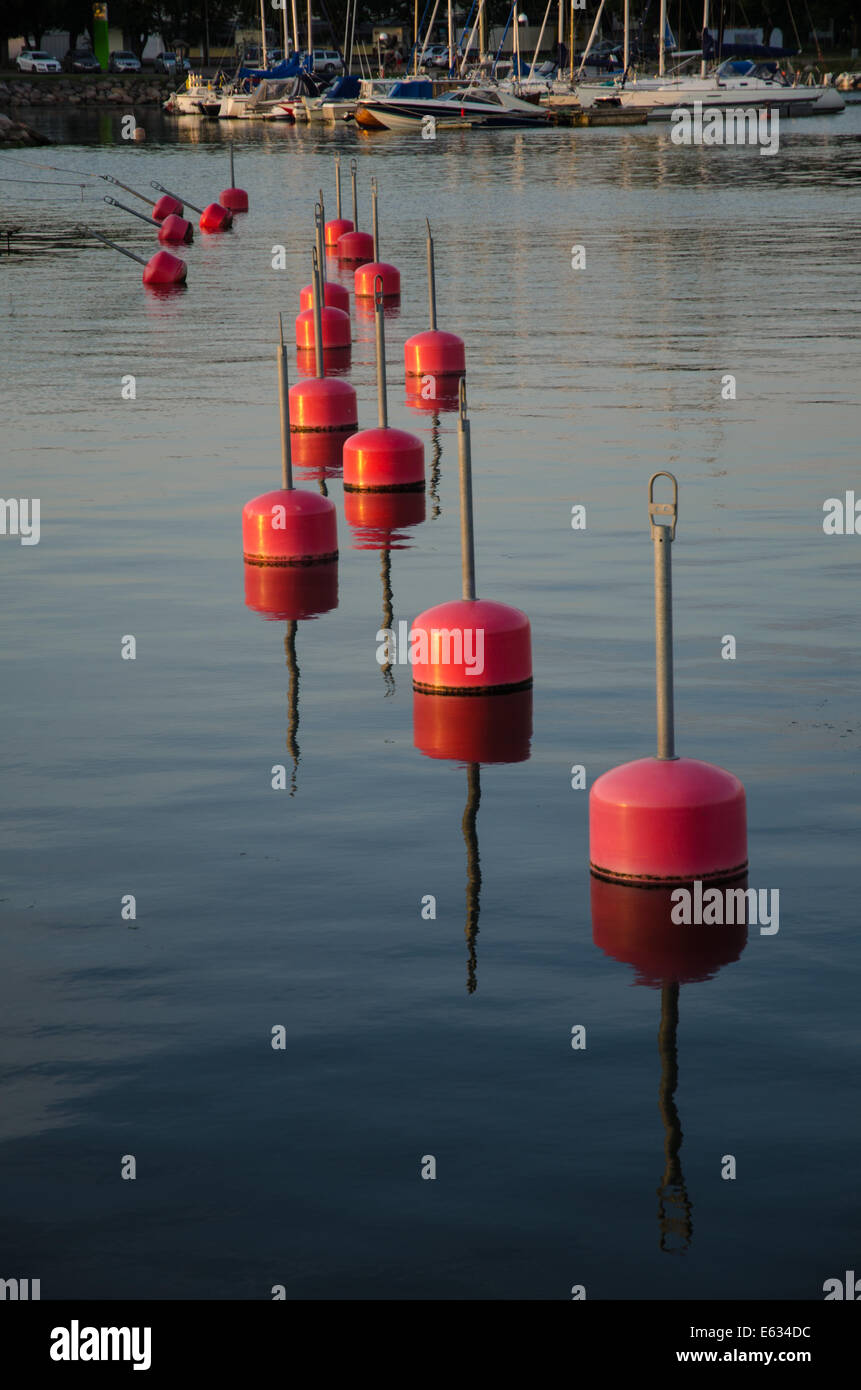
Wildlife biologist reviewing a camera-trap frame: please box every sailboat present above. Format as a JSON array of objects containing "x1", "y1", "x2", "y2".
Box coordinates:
[{"x1": 576, "y1": 0, "x2": 843, "y2": 117}]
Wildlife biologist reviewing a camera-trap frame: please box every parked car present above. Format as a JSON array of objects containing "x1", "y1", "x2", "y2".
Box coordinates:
[
  {"x1": 311, "y1": 48, "x2": 344, "y2": 77},
  {"x1": 108, "y1": 51, "x2": 142, "y2": 73},
  {"x1": 153, "y1": 52, "x2": 191, "y2": 74},
  {"x1": 424, "y1": 44, "x2": 466, "y2": 69},
  {"x1": 63, "y1": 48, "x2": 101, "y2": 72},
  {"x1": 16, "y1": 50, "x2": 62, "y2": 73}
]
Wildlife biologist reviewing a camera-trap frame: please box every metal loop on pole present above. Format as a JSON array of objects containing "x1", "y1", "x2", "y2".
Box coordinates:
[
  {"x1": 459, "y1": 376, "x2": 467, "y2": 421},
  {"x1": 374, "y1": 273, "x2": 384, "y2": 312},
  {"x1": 648, "y1": 470, "x2": 678, "y2": 540}
]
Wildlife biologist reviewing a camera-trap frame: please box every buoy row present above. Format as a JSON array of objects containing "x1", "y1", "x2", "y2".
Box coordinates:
[
  {"x1": 93, "y1": 149, "x2": 249, "y2": 287},
  {"x1": 242, "y1": 314, "x2": 339, "y2": 577}
]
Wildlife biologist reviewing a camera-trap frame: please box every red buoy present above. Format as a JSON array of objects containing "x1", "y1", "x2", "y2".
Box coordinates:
[
  {"x1": 220, "y1": 145, "x2": 249, "y2": 213},
  {"x1": 152, "y1": 193, "x2": 183, "y2": 221},
  {"x1": 200, "y1": 201, "x2": 233, "y2": 233},
  {"x1": 300, "y1": 279, "x2": 350, "y2": 314},
  {"x1": 88, "y1": 225, "x2": 188, "y2": 289},
  {"x1": 142, "y1": 249, "x2": 188, "y2": 287},
  {"x1": 355, "y1": 260, "x2": 400, "y2": 298},
  {"x1": 589, "y1": 474, "x2": 748, "y2": 885},
  {"x1": 150, "y1": 181, "x2": 231, "y2": 234},
  {"x1": 295, "y1": 303, "x2": 351, "y2": 350},
  {"x1": 344, "y1": 427, "x2": 424, "y2": 493},
  {"x1": 336, "y1": 156, "x2": 373, "y2": 264},
  {"x1": 405, "y1": 221, "x2": 465, "y2": 408},
  {"x1": 243, "y1": 486, "x2": 338, "y2": 565},
  {"x1": 291, "y1": 240, "x2": 358, "y2": 443},
  {"x1": 242, "y1": 318, "x2": 339, "y2": 568},
  {"x1": 411, "y1": 383, "x2": 531, "y2": 697},
  {"x1": 326, "y1": 217, "x2": 353, "y2": 245},
  {"x1": 337, "y1": 229, "x2": 374, "y2": 265},
  {"x1": 102, "y1": 193, "x2": 193, "y2": 247},
  {"x1": 159, "y1": 213, "x2": 194, "y2": 245},
  {"x1": 325, "y1": 154, "x2": 353, "y2": 245},
  {"x1": 354, "y1": 175, "x2": 400, "y2": 300},
  {"x1": 343, "y1": 277, "x2": 424, "y2": 498},
  {"x1": 590, "y1": 758, "x2": 748, "y2": 886},
  {"x1": 411, "y1": 597, "x2": 532, "y2": 695}
]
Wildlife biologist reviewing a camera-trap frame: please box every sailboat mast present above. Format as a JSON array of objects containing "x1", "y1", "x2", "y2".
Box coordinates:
[
  {"x1": 623, "y1": 0, "x2": 629, "y2": 71},
  {"x1": 700, "y1": 0, "x2": 709, "y2": 78},
  {"x1": 658, "y1": 0, "x2": 666, "y2": 76},
  {"x1": 307, "y1": 0, "x2": 313, "y2": 62},
  {"x1": 447, "y1": 0, "x2": 454, "y2": 72},
  {"x1": 291, "y1": 0, "x2": 300, "y2": 55},
  {"x1": 259, "y1": 0, "x2": 269, "y2": 68}
]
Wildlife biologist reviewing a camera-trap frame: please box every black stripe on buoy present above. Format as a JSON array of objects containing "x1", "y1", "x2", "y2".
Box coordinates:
[
  {"x1": 243, "y1": 549, "x2": 339, "y2": 568},
  {"x1": 412, "y1": 676, "x2": 534, "y2": 697}
]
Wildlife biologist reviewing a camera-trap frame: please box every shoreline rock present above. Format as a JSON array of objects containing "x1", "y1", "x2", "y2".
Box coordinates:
[
  {"x1": 0, "y1": 111, "x2": 50, "y2": 145},
  {"x1": 0, "y1": 77, "x2": 174, "y2": 108}
]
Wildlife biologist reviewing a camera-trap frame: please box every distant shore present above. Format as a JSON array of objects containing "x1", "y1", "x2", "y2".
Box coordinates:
[{"x1": 0, "y1": 74, "x2": 175, "y2": 109}]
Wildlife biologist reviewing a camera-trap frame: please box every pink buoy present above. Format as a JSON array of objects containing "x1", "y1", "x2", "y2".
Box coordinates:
[
  {"x1": 325, "y1": 155, "x2": 353, "y2": 245},
  {"x1": 337, "y1": 156, "x2": 373, "y2": 264},
  {"x1": 152, "y1": 193, "x2": 182, "y2": 221},
  {"x1": 242, "y1": 317, "x2": 339, "y2": 568},
  {"x1": 200, "y1": 201, "x2": 233, "y2": 233},
  {"x1": 410, "y1": 382, "x2": 531, "y2": 698},
  {"x1": 405, "y1": 222, "x2": 465, "y2": 407},
  {"x1": 300, "y1": 279, "x2": 350, "y2": 314},
  {"x1": 290, "y1": 375, "x2": 358, "y2": 433},
  {"x1": 159, "y1": 212, "x2": 194, "y2": 245},
  {"x1": 411, "y1": 597, "x2": 532, "y2": 695},
  {"x1": 102, "y1": 192, "x2": 193, "y2": 247},
  {"x1": 354, "y1": 179, "x2": 400, "y2": 299},
  {"x1": 150, "y1": 181, "x2": 231, "y2": 234},
  {"x1": 295, "y1": 304, "x2": 350, "y2": 351},
  {"x1": 355, "y1": 260, "x2": 400, "y2": 299},
  {"x1": 142, "y1": 249, "x2": 188, "y2": 286},
  {"x1": 344, "y1": 426, "x2": 424, "y2": 493},
  {"x1": 220, "y1": 145, "x2": 249, "y2": 212},
  {"x1": 589, "y1": 473, "x2": 748, "y2": 885},
  {"x1": 326, "y1": 217, "x2": 353, "y2": 245},
  {"x1": 88, "y1": 225, "x2": 188, "y2": 289},
  {"x1": 336, "y1": 229, "x2": 374, "y2": 265},
  {"x1": 291, "y1": 229, "x2": 357, "y2": 434},
  {"x1": 343, "y1": 276, "x2": 424, "y2": 496}
]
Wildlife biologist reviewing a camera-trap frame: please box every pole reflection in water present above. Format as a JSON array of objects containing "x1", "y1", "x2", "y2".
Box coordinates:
[
  {"x1": 414, "y1": 689, "x2": 532, "y2": 992},
  {"x1": 656, "y1": 981, "x2": 692, "y2": 1254},
  {"x1": 590, "y1": 875, "x2": 749, "y2": 1253},
  {"x1": 243, "y1": 562, "x2": 339, "y2": 796}
]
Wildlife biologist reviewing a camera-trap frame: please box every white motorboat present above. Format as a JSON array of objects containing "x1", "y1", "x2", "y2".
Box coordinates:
[{"x1": 355, "y1": 82, "x2": 550, "y2": 131}]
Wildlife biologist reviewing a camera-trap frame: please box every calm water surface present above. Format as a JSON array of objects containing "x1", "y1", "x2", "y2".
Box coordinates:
[{"x1": 1, "y1": 106, "x2": 859, "y2": 1299}]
